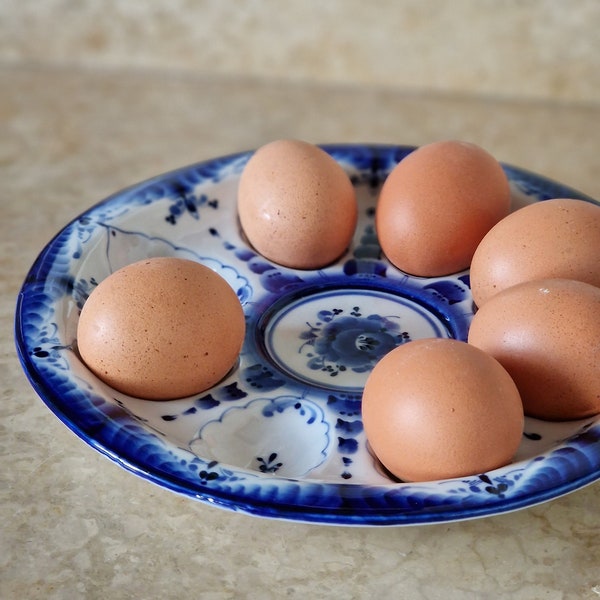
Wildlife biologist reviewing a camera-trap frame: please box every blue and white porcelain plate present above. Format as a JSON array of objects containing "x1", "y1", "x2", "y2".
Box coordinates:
[{"x1": 15, "y1": 144, "x2": 600, "y2": 526}]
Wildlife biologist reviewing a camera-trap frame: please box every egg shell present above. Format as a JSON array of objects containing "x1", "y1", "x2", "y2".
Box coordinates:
[
  {"x1": 468, "y1": 278, "x2": 600, "y2": 420},
  {"x1": 77, "y1": 257, "x2": 246, "y2": 400},
  {"x1": 361, "y1": 338, "x2": 524, "y2": 482},
  {"x1": 237, "y1": 139, "x2": 358, "y2": 269},
  {"x1": 470, "y1": 198, "x2": 600, "y2": 307},
  {"x1": 375, "y1": 140, "x2": 510, "y2": 276}
]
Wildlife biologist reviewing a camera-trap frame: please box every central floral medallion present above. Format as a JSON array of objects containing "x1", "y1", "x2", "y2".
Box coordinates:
[
  {"x1": 261, "y1": 287, "x2": 450, "y2": 391},
  {"x1": 300, "y1": 307, "x2": 411, "y2": 377}
]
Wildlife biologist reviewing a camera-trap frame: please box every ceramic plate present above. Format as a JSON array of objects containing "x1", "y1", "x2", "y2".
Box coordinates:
[{"x1": 15, "y1": 144, "x2": 600, "y2": 526}]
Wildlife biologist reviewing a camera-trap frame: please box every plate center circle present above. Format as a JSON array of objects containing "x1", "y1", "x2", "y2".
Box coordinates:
[{"x1": 261, "y1": 287, "x2": 450, "y2": 391}]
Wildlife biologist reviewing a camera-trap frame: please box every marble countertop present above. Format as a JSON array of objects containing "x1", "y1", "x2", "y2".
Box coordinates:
[{"x1": 2, "y1": 64, "x2": 599, "y2": 599}]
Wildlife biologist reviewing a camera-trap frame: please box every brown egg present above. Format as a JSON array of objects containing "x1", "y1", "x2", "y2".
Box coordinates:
[
  {"x1": 375, "y1": 140, "x2": 510, "y2": 276},
  {"x1": 361, "y1": 338, "x2": 524, "y2": 482},
  {"x1": 470, "y1": 198, "x2": 600, "y2": 307},
  {"x1": 237, "y1": 139, "x2": 357, "y2": 269},
  {"x1": 77, "y1": 257, "x2": 245, "y2": 400},
  {"x1": 468, "y1": 278, "x2": 600, "y2": 420}
]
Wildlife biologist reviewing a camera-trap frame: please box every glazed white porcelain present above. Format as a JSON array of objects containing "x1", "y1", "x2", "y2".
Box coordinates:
[{"x1": 15, "y1": 144, "x2": 600, "y2": 525}]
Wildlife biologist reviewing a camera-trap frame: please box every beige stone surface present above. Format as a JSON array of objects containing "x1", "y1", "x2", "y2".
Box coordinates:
[
  {"x1": 1, "y1": 62, "x2": 599, "y2": 599},
  {"x1": 1, "y1": 0, "x2": 599, "y2": 104}
]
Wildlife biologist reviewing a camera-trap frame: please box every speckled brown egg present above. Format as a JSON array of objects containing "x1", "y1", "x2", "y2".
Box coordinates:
[
  {"x1": 468, "y1": 278, "x2": 600, "y2": 420},
  {"x1": 375, "y1": 140, "x2": 510, "y2": 276},
  {"x1": 470, "y1": 198, "x2": 600, "y2": 307},
  {"x1": 361, "y1": 338, "x2": 524, "y2": 482},
  {"x1": 237, "y1": 139, "x2": 358, "y2": 269},
  {"x1": 77, "y1": 257, "x2": 245, "y2": 400}
]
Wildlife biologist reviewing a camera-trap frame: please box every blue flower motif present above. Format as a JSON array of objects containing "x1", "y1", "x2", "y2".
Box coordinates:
[
  {"x1": 256, "y1": 452, "x2": 283, "y2": 473},
  {"x1": 301, "y1": 308, "x2": 410, "y2": 376}
]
